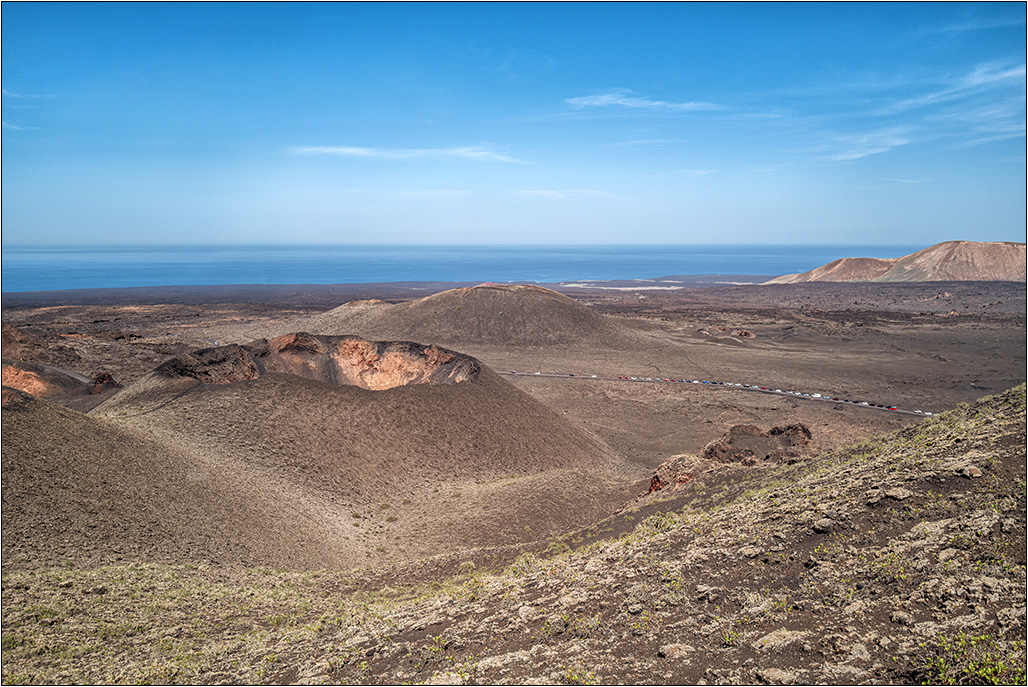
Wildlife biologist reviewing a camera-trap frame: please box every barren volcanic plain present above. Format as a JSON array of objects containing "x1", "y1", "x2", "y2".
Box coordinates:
[{"x1": 2, "y1": 275, "x2": 1026, "y2": 684}]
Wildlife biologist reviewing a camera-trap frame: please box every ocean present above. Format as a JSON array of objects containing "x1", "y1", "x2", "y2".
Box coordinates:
[{"x1": 0, "y1": 244, "x2": 923, "y2": 293}]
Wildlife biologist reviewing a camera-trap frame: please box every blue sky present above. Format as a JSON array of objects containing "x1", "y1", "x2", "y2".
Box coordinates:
[{"x1": 2, "y1": 2, "x2": 1025, "y2": 246}]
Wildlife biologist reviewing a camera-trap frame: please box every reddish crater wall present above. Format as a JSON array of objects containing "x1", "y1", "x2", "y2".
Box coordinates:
[{"x1": 156, "y1": 333, "x2": 480, "y2": 390}]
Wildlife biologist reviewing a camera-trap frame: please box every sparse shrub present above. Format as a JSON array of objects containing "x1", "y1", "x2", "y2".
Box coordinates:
[
  {"x1": 547, "y1": 539, "x2": 571, "y2": 556},
  {"x1": 560, "y1": 665, "x2": 599, "y2": 684},
  {"x1": 542, "y1": 614, "x2": 571, "y2": 637},
  {"x1": 918, "y1": 632, "x2": 1026, "y2": 685},
  {"x1": 640, "y1": 510, "x2": 678, "y2": 535},
  {"x1": 506, "y1": 552, "x2": 538, "y2": 576},
  {"x1": 722, "y1": 629, "x2": 743, "y2": 647},
  {"x1": 568, "y1": 613, "x2": 602, "y2": 639}
]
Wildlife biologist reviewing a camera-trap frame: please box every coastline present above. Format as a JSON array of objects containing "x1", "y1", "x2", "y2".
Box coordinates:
[{"x1": 0, "y1": 274, "x2": 775, "y2": 308}]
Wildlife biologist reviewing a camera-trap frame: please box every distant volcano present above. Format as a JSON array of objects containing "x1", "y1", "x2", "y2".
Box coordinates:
[
  {"x1": 765, "y1": 241, "x2": 1026, "y2": 284},
  {"x1": 305, "y1": 283, "x2": 641, "y2": 348}
]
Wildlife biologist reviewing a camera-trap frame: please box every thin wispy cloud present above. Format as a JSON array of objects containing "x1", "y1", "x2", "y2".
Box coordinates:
[
  {"x1": 565, "y1": 89, "x2": 724, "y2": 112},
  {"x1": 918, "y1": 16, "x2": 1026, "y2": 35},
  {"x1": 883, "y1": 62, "x2": 1025, "y2": 114},
  {"x1": 518, "y1": 189, "x2": 619, "y2": 200},
  {"x1": 827, "y1": 128, "x2": 914, "y2": 161},
  {"x1": 923, "y1": 98, "x2": 1027, "y2": 148},
  {"x1": 2, "y1": 89, "x2": 56, "y2": 99},
  {"x1": 2, "y1": 120, "x2": 40, "y2": 131},
  {"x1": 794, "y1": 60, "x2": 1025, "y2": 162},
  {"x1": 400, "y1": 189, "x2": 475, "y2": 198},
  {"x1": 338, "y1": 188, "x2": 475, "y2": 200},
  {"x1": 293, "y1": 146, "x2": 525, "y2": 163},
  {"x1": 647, "y1": 168, "x2": 721, "y2": 179},
  {"x1": 3, "y1": 89, "x2": 52, "y2": 131},
  {"x1": 608, "y1": 137, "x2": 688, "y2": 147}
]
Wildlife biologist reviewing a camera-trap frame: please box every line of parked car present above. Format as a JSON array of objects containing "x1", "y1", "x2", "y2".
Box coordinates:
[
  {"x1": 610, "y1": 377, "x2": 932, "y2": 415},
  {"x1": 507, "y1": 370, "x2": 932, "y2": 416}
]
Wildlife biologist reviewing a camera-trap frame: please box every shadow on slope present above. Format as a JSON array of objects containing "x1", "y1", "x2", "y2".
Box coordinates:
[
  {"x1": 80, "y1": 335, "x2": 632, "y2": 567},
  {"x1": 1, "y1": 388, "x2": 357, "y2": 569}
]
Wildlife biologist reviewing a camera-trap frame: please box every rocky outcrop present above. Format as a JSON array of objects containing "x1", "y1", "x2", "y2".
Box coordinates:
[
  {"x1": 89, "y1": 371, "x2": 122, "y2": 395},
  {"x1": 1, "y1": 365, "x2": 52, "y2": 397},
  {"x1": 701, "y1": 423, "x2": 813, "y2": 465},
  {"x1": 646, "y1": 454, "x2": 697, "y2": 494}
]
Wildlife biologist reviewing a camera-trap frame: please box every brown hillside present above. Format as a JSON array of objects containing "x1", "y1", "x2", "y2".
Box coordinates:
[
  {"x1": 1, "y1": 388, "x2": 359, "y2": 569},
  {"x1": 305, "y1": 283, "x2": 640, "y2": 348},
  {"x1": 1, "y1": 359, "x2": 122, "y2": 413},
  {"x1": 766, "y1": 240, "x2": 1027, "y2": 283},
  {"x1": 84, "y1": 336, "x2": 631, "y2": 566},
  {"x1": 2, "y1": 322, "x2": 82, "y2": 370},
  {"x1": 1, "y1": 361, "x2": 81, "y2": 398},
  {"x1": 881, "y1": 240, "x2": 1027, "y2": 282},
  {"x1": 767, "y1": 257, "x2": 895, "y2": 283}
]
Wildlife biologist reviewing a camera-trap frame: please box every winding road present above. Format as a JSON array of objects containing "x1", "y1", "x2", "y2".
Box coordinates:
[{"x1": 498, "y1": 370, "x2": 934, "y2": 417}]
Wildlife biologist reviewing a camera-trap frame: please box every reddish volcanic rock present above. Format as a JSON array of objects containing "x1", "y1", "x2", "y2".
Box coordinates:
[
  {"x1": 156, "y1": 334, "x2": 480, "y2": 391},
  {"x1": 89, "y1": 371, "x2": 122, "y2": 395},
  {"x1": 646, "y1": 454, "x2": 696, "y2": 495},
  {"x1": 701, "y1": 423, "x2": 813, "y2": 465},
  {"x1": 1, "y1": 365, "x2": 52, "y2": 397}
]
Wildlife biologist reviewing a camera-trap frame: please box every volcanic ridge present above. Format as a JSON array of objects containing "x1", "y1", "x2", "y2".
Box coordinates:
[{"x1": 766, "y1": 240, "x2": 1027, "y2": 283}]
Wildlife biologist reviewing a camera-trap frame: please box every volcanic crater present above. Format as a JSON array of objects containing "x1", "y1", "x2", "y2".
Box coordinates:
[{"x1": 157, "y1": 332, "x2": 480, "y2": 390}]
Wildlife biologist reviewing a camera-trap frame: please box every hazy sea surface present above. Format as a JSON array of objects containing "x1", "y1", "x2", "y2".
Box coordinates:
[{"x1": 1, "y1": 244, "x2": 924, "y2": 293}]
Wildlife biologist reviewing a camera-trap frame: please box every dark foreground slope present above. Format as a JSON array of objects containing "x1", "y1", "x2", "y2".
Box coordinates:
[{"x1": 3, "y1": 386, "x2": 1023, "y2": 685}]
